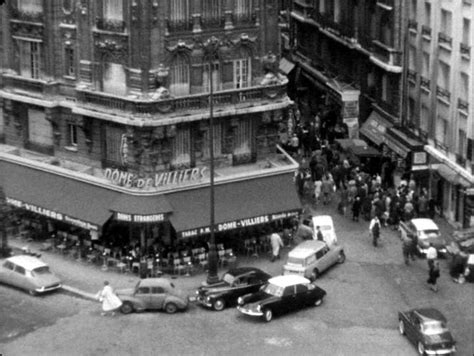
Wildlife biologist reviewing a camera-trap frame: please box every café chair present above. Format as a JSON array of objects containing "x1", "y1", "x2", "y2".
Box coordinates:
[{"x1": 173, "y1": 259, "x2": 186, "y2": 275}]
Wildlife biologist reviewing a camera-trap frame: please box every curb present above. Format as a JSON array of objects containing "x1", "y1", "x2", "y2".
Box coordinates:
[{"x1": 60, "y1": 285, "x2": 97, "y2": 302}]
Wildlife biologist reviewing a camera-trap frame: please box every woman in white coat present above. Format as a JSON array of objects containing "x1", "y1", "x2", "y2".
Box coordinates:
[{"x1": 96, "y1": 281, "x2": 122, "y2": 316}]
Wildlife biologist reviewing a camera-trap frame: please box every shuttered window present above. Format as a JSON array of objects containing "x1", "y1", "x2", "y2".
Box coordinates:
[
  {"x1": 170, "y1": 55, "x2": 190, "y2": 96},
  {"x1": 103, "y1": 63, "x2": 127, "y2": 96},
  {"x1": 103, "y1": 0, "x2": 123, "y2": 21},
  {"x1": 105, "y1": 126, "x2": 126, "y2": 166},
  {"x1": 28, "y1": 108, "x2": 53, "y2": 147},
  {"x1": 172, "y1": 128, "x2": 191, "y2": 166}
]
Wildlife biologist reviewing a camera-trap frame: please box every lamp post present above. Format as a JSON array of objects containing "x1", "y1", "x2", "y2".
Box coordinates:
[{"x1": 203, "y1": 37, "x2": 220, "y2": 285}]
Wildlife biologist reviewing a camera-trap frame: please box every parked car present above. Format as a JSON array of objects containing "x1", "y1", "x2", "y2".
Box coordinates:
[
  {"x1": 399, "y1": 218, "x2": 447, "y2": 256},
  {"x1": 0, "y1": 255, "x2": 62, "y2": 295},
  {"x1": 116, "y1": 278, "x2": 189, "y2": 314},
  {"x1": 398, "y1": 307, "x2": 456, "y2": 355},
  {"x1": 311, "y1": 215, "x2": 337, "y2": 245},
  {"x1": 237, "y1": 275, "x2": 326, "y2": 322},
  {"x1": 283, "y1": 240, "x2": 345, "y2": 281},
  {"x1": 196, "y1": 267, "x2": 272, "y2": 311}
]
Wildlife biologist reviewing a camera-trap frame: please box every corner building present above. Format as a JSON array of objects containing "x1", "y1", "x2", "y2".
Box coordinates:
[{"x1": 0, "y1": 1, "x2": 301, "y2": 252}]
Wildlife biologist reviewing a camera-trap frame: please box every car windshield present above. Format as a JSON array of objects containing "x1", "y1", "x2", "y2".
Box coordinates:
[
  {"x1": 222, "y1": 273, "x2": 236, "y2": 284},
  {"x1": 263, "y1": 283, "x2": 284, "y2": 297},
  {"x1": 31, "y1": 266, "x2": 50, "y2": 276},
  {"x1": 418, "y1": 230, "x2": 439, "y2": 239},
  {"x1": 286, "y1": 256, "x2": 305, "y2": 265},
  {"x1": 421, "y1": 321, "x2": 448, "y2": 335}
]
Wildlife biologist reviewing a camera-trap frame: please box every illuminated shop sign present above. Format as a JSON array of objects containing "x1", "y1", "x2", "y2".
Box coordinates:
[
  {"x1": 115, "y1": 212, "x2": 166, "y2": 223},
  {"x1": 104, "y1": 167, "x2": 207, "y2": 189},
  {"x1": 179, "y1": 210, "x2": 300, "y2": 238},
  {"x1": 6, "y1": 197, "x2": 99, "y2": 231}
]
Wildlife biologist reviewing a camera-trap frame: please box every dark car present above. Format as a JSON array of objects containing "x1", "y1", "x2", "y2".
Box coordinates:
[
  {"x1": 399, "y1": 218, "x2": 447, "y2": 256},
  {"x1": 116, "y1": 278, "x2": 189, "y2": 314},
  {"x1": 398, "y1": 308, "x2": 456, "y2": 355},
  {"x1": 237, "y1": 275, "x2": 326, "y2": 322},
  {"x1": 196, "y1": 267, "x2": 272, "y2": 311}
]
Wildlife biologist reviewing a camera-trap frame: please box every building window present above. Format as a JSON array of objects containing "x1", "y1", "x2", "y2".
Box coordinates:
[
  {"x1": 380, "y1": 14, "x2": 393, "y2": 46},
  {"x1": 334, "y1": 0, "x2": 342, "y2": 23},
  {"x1": 169, "y1": 54, "x2": 190, "y2": 96},
  {"x1": 409, "y1": 45, "x2": 416, "y2": 71},
  {"x1": 458, "y1": 130, "x2": 467, "y2": 157},
  {"x1": 235, "y1": 0, "x2": 252, "y2": 18},
  {"x1": 435, "y1": 115, "x2": 448, "y2": 146},
  {"x1": 460, "y1": 72, "x2": 469, "y2": 102},
  {"x1": 233, "y1": 49, "x2": 251, "y2": 89},
  {"x1": 68, "y1": 123, "x2": 78, "y2": 147},
  {"x1": 18, "y1": 0, "x2": 43, "y2": 13},
  {"x1": 202, "y1": 0, "x2": 221, "y2": 22},
  {"x1": 28, "y1": 108, "x2": 53, "y2": 147},
  {"x1": 103, "y1": 0, "x2": 123, "y2": 21},
  {"x1": 234, "y1": 118, "x2": 252, "y2": 156},
  {"x1": 172, "y1": 128, "x2": 191, "y2": 166},
  {"x1": 63, "y1": 0, "x2": 74, "y2": 13},
  {"x1": 462, "y1": 18, "x2": 471, "y2": 45},
  {"x1": 381, "y1": 74, "x2": 389, "y2": 102},
  {"x1": 409, "y1": 0, "x2": 417, "y2": 21},
  {"x1": 440, "y1": 9, "x2": 452, "y2": 37},
  {"x1": 421, "y1": 104, "x2": 429, "y2": 133},
  {"x1": 437, "y1": 60, "x2": 450, "y2": 90},
  {"x1": 64, "y1": 47, "x2": 75, "y2": 77},
  {"x1": 421, "y1": 52, "x2": 430, "y2": 78},
  {"x1": 170, "y1": 0, "x2": 189, "y2": 24},
  {"x1": 105, "y1": 126, "x2": 126, "y2": 166},
  {"x1": 203, "y1": 124, "x2": 222, "y2": 159},
  {"x1": 19, "y1": 40, "x2": 41, "y2": 79},
  {"x1": 424, "y1": 2, "x2": 431, "y2": 27},
  {"x1": 203, "y1": 61, "x2": 221, "y2": 92},
  {"x1": 103, "y1": 62, "x2": 127, "y2": 96}
]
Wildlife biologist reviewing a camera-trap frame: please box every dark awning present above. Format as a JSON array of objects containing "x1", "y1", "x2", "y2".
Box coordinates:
[
  {"x1": 279, "y1": 58, "x2": 295, "y2": 75},
  {"x1": 0, "y1": 160, "x2": 116, "y2": 231},
  {"x1": 110, "y1": 194, "x2": 172, "y2": 223},
  {"x1": 167, "y1": 173, "x2": 302, "y2": 238},
  {"x1": 360, "y1": 111, "x2": 393, "y2": 146}
]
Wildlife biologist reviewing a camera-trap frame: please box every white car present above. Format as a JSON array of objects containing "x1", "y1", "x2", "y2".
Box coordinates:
[
  {"x1": 312, "y1": 215, "x2": 337, "y2": 246},
  {"x1": 0, "y1": 255, "x2": 62, "y2": 295},
  {"x1": 399, "y1": 218, "x2": 447, "y2": 256}
]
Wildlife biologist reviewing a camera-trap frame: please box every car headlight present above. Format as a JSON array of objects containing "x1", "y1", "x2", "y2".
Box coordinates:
[
  {"x1": 237, "y1": 297, "x2": 243, "y2": 305},
  {"x1": 205, "y1": 296, "x2": 212, "y2": 303},
  {"x1": 256, "y1": 304, "x2": 262, "y2": 312}
]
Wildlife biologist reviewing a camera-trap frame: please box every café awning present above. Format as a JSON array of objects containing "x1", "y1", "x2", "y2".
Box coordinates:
[
  {"x1": 167, "y1": 173, "x2": 302, "y2": 238},
  {"x1": 0, "y1": 160, "x2": 116, "y2": 231},
  {"x1": 436, "y1": 164, "x2": 471, "y2": 188}
]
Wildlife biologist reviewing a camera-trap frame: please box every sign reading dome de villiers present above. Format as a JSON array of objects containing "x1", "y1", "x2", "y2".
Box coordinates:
[{"x1": 104, "y1": 166, "x2": 207, "y2": 189}]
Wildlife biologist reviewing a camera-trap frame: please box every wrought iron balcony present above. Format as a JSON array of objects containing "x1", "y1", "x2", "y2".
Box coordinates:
[
  {"x1": 407, "y1": 70, "x2": 417, "y2": 82},
  {"x1": 436, "y1": 86, "x2": 451, "y2": 101},
  {"x1": 421, "y1": 25, "x2": 432, "y2": 38},
  {"x1": 408, "y1": 20, "x2": 418, "y2": 31},
  {"x1": 456, "y1": 154, "x2": 467, "y2": 167},
  {"x1": 166, "y1": 18, "x2": 193, "y2": 32},
  {"x1": 9, "y1": 7, "x2": 44, "y2": 22},
  {"x1": 420, "y1": 77, "x2": 430, "y2": 90},
  {"x1": 293, "y1": 0, "x2": 315, "y2": 19},
  {"x1": 458, "y1": 98, "x2": 469, "y2": 112},
  {"x1": 460, "y1": 43, "x2": 471, "y2": 57},
  {"x1": 96, "y1": 18, "x2": 126, "y2": 32},
  {"x1": 438, "y1": 32, "x2": 452, "y2": 47},
  {"x1": 75, "y1": 82, "x2": 288, "y2": 117},
  {"x1": 372, "y1": 40, "x2": 402, "y2": 67}
]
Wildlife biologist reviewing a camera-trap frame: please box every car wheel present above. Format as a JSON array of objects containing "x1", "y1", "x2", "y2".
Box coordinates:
[
  {"x1": 310, "y1": 269, "x2": 319, "y2": 281},
  {"x1": 120, "y1": 302, "x2": 134, "y2": 314},
  {"x1": 417, "y1": 342, "x2": 425, "y2": 355},
  {"x1": 314, "y1": 298, "x2": 323, "y2": 307},
  {"x1": 263, "y1": 308, "x2": 273, "y2": 322},
  {"x1": 337, "y1": 251, "x2": 346, "y2": 264},
  {"x1": 398, "y1": 320, "x2": 405, "y2": 335},
  {"x1": 165, "y1": 302, "x2": 178, "y2": 314},
  {"x1": 213, "y1": 298, "x2": 225, "y2": 311}
]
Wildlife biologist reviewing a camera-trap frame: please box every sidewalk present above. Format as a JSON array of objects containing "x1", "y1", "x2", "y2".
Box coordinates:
[{"x1": 6, "y1": 235, "x2": 290, "y2": 302}]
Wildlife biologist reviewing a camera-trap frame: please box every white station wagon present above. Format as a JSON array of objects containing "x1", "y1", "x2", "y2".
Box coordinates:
[{"x1": 0, "y1": 255, "x2": 62, "y2": 295}]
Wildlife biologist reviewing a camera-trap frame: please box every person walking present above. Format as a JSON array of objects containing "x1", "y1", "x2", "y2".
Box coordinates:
[
  {"x1": 352, "y1": 195, "x2": 361, "y2": 222},
  {"x1": 427, "y1": 260, "x2": 440, "y2": 292},
  {"x1": 316, "y1": 226, "x2": 324, "y2": 242},
  {"x1": 369, "y1": 215, "x2": 381, "y2": 247},
  {"x1": 426, "y1": 243, "x2": 438, "y2": 269},
  {"x1": 96, "y1": 281, "x2": 122, "y2": 316},
  {"x1": 401, "y1": 233, "x2": 416, "y2": 265},
  {"x1": 321, "y1": 173, "x2": 334, "y2": 205},
  {"x1": 270, "y1": 232, "x2": 284, "y2": 262}
]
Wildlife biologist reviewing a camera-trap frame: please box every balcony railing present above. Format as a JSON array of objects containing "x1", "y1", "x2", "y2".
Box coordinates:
[
  {"x1": 166, "y1": 18, "x2": 193, "y2": 32},
  {"x1": 408, "y1": 20, "x2": 418, "y2": 31},
  {"x1": 407, "y1": 70, "x2": 417, "y2": 82},
  {"x1": 293, "y1": 0, "x2": 315, "y2": 19},
  {"x1": 10, "y1": 8, "x2": 44, "y2": 22},
  {"x1": 436, "y1": 86, "x2": 451, "y2": 101},
  {"x1": 96, "y1": 18, "x2": 126, "y2": 32},
  {"x1": 456, "y1": 154, "x2": 467, "y2": 167},
  {"x1": 458, "y1": 98, "x2": 469, "y2": 112},
  {"x1": 421, "y1": 25, "x2": 432, "y2": 38},
  {"x1": 438, "y1": 32, "x2": 453, "y2": 47},
  {"x1": 1, "y1": 74, "x2": 60, "y2": 96},
  {"x1": 460, "y1": 43, "x2": 471, "y2": 57},
  {"x1": 372, "y1": 40, "x2": 402, "y2": 67},
  {"x1": 76, "y1": 83, "x2": 288, "y2": 116},
  {"x1": 420, "y1": 77, "x2": 430, "y2": 90}
]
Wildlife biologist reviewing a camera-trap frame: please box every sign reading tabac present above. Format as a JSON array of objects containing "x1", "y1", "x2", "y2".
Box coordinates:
[{"x1": 104, "y1": 167, "x2": 207, "y2": 189}]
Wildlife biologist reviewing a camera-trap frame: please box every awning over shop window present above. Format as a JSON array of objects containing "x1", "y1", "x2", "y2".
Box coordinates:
[
  {"x1": 437, "y1": 164, "x2": 471, "y2": 188},
  {"x1": 384, "y1": 127, "x2": 425, "y2": 159},
  {"x1": 360, "y1": 111, "x2": 393, "y2": 146},
  {"x1": 110, "y1": 194, "x2": 172, "y2": 223},
  {"x1": 279, "y1": 58, "x2": 295, "y2": 75},
  {"x1": 167, "y1": 173, "x2": 302, "y2": 239},
  {"x1": 0, "y1": 160, "x2": 116, "y2": 231}
]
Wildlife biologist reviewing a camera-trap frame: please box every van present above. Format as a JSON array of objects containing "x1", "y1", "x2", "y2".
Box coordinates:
[{"x1": 312, "y1": 215, "x2": 337, "y2": 246}]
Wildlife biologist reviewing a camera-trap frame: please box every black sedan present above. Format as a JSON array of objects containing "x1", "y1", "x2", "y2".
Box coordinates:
[
  {"x1": 237, "y1": 275, "x2": 326, "y2": 322},
  {"x1": 195, "y1": 267, "x2": 272, "y2": 311},
  {"x1": 398, "y1": 308, "x2": 456, "y2": 355}
]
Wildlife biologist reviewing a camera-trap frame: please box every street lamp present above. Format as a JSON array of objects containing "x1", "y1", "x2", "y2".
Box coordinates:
[{"x1": 203, "y1": 37, "x2": 220, "y2": 285}]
